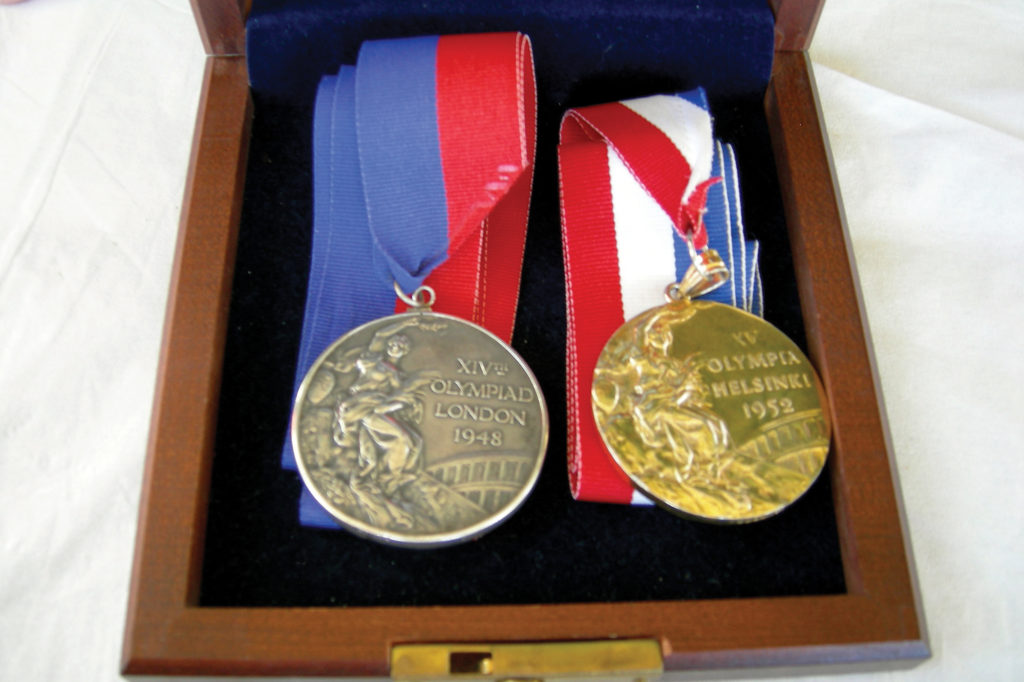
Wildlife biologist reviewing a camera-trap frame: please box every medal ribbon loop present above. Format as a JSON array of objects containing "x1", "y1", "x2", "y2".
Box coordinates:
[
  {"x1": 286, "y1": 33, "x2": 537, "y2": 527},
  {"x1": 356, "y1": 34, "x2": 537, "y2": 296},
  {"x1": 561, "y1": 94, "x2": 718, "y2": 250},
  {"x1": 558, "y1": 89, "x2": 761, "y2": 504}
]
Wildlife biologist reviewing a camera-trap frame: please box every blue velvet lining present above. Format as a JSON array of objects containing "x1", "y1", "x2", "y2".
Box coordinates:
[
  {"x1": 200, "y1": 0, "x2": 846, "y2": 609},
  {"x1": 247, "y1": 0, "x2": 774, "y2": 104}
]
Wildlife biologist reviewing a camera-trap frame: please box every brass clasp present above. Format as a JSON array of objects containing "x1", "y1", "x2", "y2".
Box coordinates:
[{"x1": 391, "y1": 639, "x2": 663, "y2": 682}]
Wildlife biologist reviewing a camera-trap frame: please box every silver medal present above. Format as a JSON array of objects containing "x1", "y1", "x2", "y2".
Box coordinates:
[{"x1": 291, "y1": 289, "x2": 547, "y2": 548}]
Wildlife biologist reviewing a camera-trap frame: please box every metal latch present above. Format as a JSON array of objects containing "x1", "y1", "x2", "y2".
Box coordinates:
[{"x1": 391, "y1": 639, "x2": 663, "y2": 682}]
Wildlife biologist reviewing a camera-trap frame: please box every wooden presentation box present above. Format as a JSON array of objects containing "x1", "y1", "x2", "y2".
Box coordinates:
[{"x1": 123, "y1": 0, "x2": 928, "y2": 677}]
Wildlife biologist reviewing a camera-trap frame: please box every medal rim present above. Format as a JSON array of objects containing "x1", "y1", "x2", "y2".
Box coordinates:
[
  {"x1": 291, "y1": 310, "x2": 549, "y2": 548},
  {"x1": 592, "y1": 298, "x2": 831, "y2": 524}
]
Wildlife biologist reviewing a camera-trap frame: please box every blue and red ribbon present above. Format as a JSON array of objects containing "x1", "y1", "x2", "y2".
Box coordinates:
[{"x1": 286, "y1": 33, "x2": 536, "y2": 527}]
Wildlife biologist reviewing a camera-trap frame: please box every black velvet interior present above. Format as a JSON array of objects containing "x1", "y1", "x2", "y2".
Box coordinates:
[{"x1": 199, "y1": 0, "x2": 845, "y2": 607}]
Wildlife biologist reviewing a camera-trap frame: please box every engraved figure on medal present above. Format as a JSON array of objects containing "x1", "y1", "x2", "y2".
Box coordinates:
[
  {"x1": 293, "y1": 287, "x2": 548, "y2": 547},
  {"x1": 593, "y1": 249, "x2": 830, "y2": 523}
]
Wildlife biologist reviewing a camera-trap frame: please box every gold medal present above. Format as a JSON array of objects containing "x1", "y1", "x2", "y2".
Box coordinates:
[
  {"x1": 592, "y1": 250, "x2": 830, "y2": 522},
  {"x1": 292, "y1": 287, "x2": 548, "y2": 547}
]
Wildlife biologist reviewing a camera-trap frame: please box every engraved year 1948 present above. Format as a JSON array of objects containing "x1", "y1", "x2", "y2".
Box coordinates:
[{"x1": 452, "y1": 427, "x2": 503, "y2": 447}]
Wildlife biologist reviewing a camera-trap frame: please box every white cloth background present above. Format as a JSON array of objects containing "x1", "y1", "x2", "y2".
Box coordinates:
[{"x1": 0, "y1": 0, "x2": 1020, "y2": 680}]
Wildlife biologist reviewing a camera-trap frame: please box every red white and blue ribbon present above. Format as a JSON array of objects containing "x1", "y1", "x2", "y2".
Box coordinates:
[
  {"x1": 559, "y1": 89, "x2": 760, "y2": 505},
  {"x1": 285, "y1": 33, "x2": 536, "y2": 527}
]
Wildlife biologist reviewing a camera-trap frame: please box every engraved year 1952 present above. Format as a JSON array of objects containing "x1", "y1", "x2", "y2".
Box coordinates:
[{"x1": 742, "y1": 397, "x2": 795, "y2": 421}]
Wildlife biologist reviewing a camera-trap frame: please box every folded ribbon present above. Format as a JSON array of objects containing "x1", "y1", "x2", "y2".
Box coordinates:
[
  {"x1": 285, "y1": 33, "x2": 537, "y2": 527},
  {"x1": 558, "y1": 89, "x2": 761, "y2": 505}
]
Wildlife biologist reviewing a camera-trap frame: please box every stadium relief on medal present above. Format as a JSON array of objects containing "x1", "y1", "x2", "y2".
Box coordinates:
[{"x1": 294, "y1": 313, "x2": 546, "y2": 544}]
